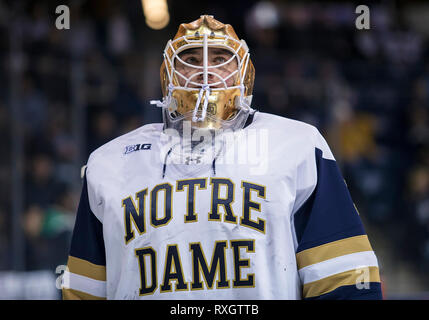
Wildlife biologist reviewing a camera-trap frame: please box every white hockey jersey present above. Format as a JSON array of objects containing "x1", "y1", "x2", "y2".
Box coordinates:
[{"x1": 62, "y1": 111, "x2": 382, "y2": 300}]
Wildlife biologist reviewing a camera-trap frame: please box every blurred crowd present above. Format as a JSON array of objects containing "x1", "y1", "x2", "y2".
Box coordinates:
[{"x1": 0, "y1": 0, "x2": 429, "y2": 286}]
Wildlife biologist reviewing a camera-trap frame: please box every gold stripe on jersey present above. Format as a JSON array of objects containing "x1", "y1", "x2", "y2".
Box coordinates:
[
  {"x1": 303, "y1": 266, "x2": 380, "y2": 298},
  {"x1": 296, "y1": 235, "x2": 373, "y2": 269},
  {"x1": 62, "y1": 288, "x2": 106, "y2": 300},
  {"x1": 67, "y1": 255, "x2": 107, "y2": 281}
]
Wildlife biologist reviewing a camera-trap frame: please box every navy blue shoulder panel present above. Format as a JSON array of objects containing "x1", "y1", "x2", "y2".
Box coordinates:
[
  {"x1": 69, "y1": 171, "x2": 106, "y2": 266},
  {"x1": 294, "y1": 148, "x2": 366, "y2": 253},
  {"x1": 304, "y1": 283, "x2": 383, "y2": 300}
]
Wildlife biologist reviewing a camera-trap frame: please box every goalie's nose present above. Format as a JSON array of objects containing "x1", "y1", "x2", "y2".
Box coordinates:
[{"x1": 196, "y1": 72, "x2": 216, "y2": 84}]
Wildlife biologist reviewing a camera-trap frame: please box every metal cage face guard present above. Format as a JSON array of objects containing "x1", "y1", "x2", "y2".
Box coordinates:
[{"x1": 153, "y1": 15, "x2": 255, "y2": 132}]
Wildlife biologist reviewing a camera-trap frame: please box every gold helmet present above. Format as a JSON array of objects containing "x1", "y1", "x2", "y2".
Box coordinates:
[{"x1": 152, "y1": 15, "x2": 255, "y2": 133}]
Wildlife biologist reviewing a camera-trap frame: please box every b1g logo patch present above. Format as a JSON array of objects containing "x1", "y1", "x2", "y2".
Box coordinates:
[{"x1": 124, "y1": 143, "x2": 152, "y2": 155}]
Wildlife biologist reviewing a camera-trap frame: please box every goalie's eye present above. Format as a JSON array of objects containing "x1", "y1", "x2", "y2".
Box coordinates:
[
  {"x1": 213, "y1": 56, "x2": 227, "y2": 64},
  {"x1": 184, "y1": 56, "x2": 201, "y2": 65}
]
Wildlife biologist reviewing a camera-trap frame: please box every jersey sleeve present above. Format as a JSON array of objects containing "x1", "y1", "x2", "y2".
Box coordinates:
[
  {"x1": 292, "y1": 128, "x2": 382, "y2": 300},
  {"x1": 62, "y1": 168, "x2": 107, "y2": 300}
]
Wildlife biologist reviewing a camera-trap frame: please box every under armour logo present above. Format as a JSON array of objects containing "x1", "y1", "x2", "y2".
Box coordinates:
[{"x1": 185, "y1": 155, "x2": 202, "y2": 165}]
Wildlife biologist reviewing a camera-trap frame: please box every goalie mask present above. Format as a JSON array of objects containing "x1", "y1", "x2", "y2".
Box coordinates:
[{"x1": 152, "y1": 15, "x2": 255, "y2": 133}]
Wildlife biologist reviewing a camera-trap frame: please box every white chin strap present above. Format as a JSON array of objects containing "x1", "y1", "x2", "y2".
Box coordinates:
[
  {"x1": 150, "y1": 83, "x2": 174, "y2": 108},
  {"x1": 192, "y1": 84, "x2": 210, "y2": 122}
]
